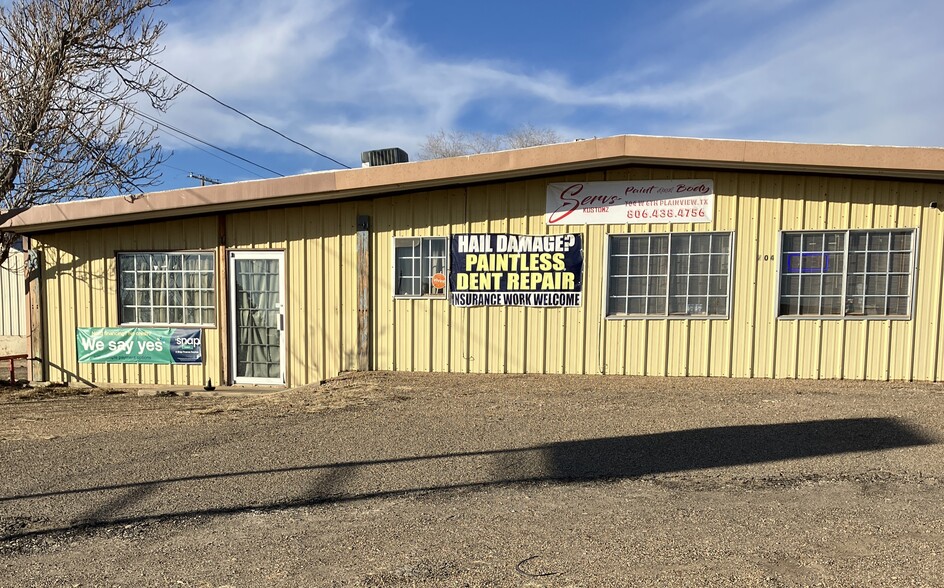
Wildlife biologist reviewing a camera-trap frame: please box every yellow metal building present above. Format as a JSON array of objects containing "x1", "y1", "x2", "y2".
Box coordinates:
[{"x1": 5, "y1": 135, "x2": 944, "y2": 386}]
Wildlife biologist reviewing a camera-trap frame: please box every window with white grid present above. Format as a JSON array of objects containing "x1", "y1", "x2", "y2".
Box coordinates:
[
  {"x1": 118, "y1": 252, "x2": 216, "y2": 326},
  {"x1": 606, "y1": 232, "x2": 732, "y2": 318},
  {"x1": 393, "y1": 237, "x2": 447, "y2": 297},
  {"x1": 779, "y1": 229, "x2": 914, "y2": 318}
]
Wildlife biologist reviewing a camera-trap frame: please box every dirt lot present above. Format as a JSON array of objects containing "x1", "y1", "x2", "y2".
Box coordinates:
[{"x1": 0, "y1": 372, "x2": 943, "y2": 587}]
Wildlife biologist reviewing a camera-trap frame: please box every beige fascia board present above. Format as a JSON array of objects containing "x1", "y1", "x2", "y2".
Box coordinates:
[{"x1": 6, "y1": 135, "x2": 944, "y2": 234}]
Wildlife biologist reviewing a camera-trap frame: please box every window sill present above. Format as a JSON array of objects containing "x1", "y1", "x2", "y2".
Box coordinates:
[
  {"x1": 118, "y1": 323, "x2": 216, "y2": 329},
  {"x1": 605, "y1": 314, "x2": 729, "y2": 321},
  {"x1": 777, "y1": 315, "x2": 911, "y2": 321}
]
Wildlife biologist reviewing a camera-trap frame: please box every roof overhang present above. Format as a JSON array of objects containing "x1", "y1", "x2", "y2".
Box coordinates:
[{"x1": 6, "y1": 134, "x2": 944, "y2": 234}]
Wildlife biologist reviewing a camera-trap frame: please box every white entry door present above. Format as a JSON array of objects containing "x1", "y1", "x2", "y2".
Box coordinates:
[{"x1": 229, "y1": 251, "x2": 285, "y2": 385}]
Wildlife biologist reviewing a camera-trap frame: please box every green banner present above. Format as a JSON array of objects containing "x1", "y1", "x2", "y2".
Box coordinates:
[{"x1": 76, "y1": 328, "x2": 203, "y2": 365}]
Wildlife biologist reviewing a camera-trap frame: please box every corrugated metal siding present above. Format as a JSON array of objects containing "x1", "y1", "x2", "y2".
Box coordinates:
[
  {"x1": 32, "y1": 166, "x2": 944, "y2": 385},
  {"x1": 38, "y1": 217, "x2": 222, "y2": 386},
  {"x1": 0, "y1": 250, "x2": 26, "y2": 338}
]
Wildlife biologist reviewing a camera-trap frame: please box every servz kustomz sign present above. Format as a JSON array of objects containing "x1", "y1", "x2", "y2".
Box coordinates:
[
  {"x1": 450, "y1": 233, "x2": 583, "y2": 307},
  {"x1": 76, "y1": 327, "x2": 203, "y2": 364},
  {"x1": 546, "y1": 180, "x2": 714, "y2": 225}
]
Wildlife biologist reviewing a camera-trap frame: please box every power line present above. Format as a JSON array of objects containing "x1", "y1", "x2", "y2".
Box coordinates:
[
  {"x1": 86, "y1": 87, "x2": 283, "y2": 182},
  {"x1": 115, "y1": 99, "x2": 286, "y2": 177},
  {"x1": 143, "y1": 58, "x2": 354, "y2": 170},
  {"x1": 162, "y1": 135, "x2": 269, "y2": 180},
  {"x1": 162, "y1": 163, "x2": 227, "y2": 186}
]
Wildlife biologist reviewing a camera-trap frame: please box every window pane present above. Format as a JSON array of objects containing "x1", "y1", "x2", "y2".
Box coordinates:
[
  {"x1": 846, "y1": 274, "x2": 865, "y2": 297},
  {"x1": 712, "y1": 234, "x2": 731, "y2": 254},
  {"x1": 394, "y1": 237, "x2": 439, "y2": 297},
  {"x1": 825, "y1": 233, "x2": 844, "y2": 252},
  {"x1": 823, "y1": 275, "x2": 843, "y2": 296},
  {"x1": 628, "y1": 277, "x2": 647, "y2": 296},
  {"x1": 428, "y1": 238, "x2": 445, "y2": 257},
  {"x1": 687, "y1": 297, "x2": 708, "y2": 315},
  {"x1": 689, "y1": 254, "x2": 709, "y2": 274},
  {"x1": 608, "y1": 232, "x2": 730, "y2": 318},
  {"x1": 610, "y1": 237, "x2": 629, "y2": 256},
  {"x1": 649, "y1": 277, "x2": 667, "y2": 296},
  {"x1": 864, "y1": 297, "x2": 886, "y2": 315},
  {"x1": 628, "y1": 257, "x2": 648, "y2": 275},
  {"x1": 690, "y1": 234, "x2": 711, "y2": 253},
  {"x1": 890, "y1": 253, "x2": 911, "y2": 272},
  {"x1": 800, "y1": 275, "x2": 822, "y2": 296},
  {"x1": 672, "y1": 235, "x2": 690, "y2": 254},
  {"x1": 891, "y1": 232, "x2": 912, "y2": 251},
  {"x1": 609, "y1": 277, "x2": 628, "y2": 297},
  {"x1": 709, "y1": 276, "x2": 727, "y2": 295},
  {"x1": 118, "y1": 252, "x2": 215, "y2": 326},
  {"x1": 629, "y1": 237, "x2": 648, "y2": 254},
  {"x1": 627, "y1": 298, "x2": 646, "y2": 314},
  {"x1": 821, "y1": 297, "x2": 842, "y2": 315},
  {"x1": 781, "y1": 275, "x2": 799, "y2": 296},
  {"x1": 868, "y1": 233, "x2": 889, "y2": 251},
  {"x1": 848, "y1": 233, "x2": 866, "y2": 250},
  {"x1": 649, "y1": 255, "x2": 668, "y2": 276},
  {"x1": 847, "y1": 253, "x2": 865, "y2": 273},
  {"x1": 610, "y1": 256, "x2": 628, "y2": 276},
  {"x1": 708, "y1": 297, "x2": 726, "y2": 315},
  {"x1": 648, "y1": 297, "x2": 666, "y2": 315},
  {"x1": 781, "y1": 297, "x2": 800, "y2": 316},
  {"x1": 608, "y1": 296, "x2": 627, "y2": 316},
  {"x1": 867, "y1": 253, "x2": 888, "y2": 273},
  {"x1": 865, "y1": 276, "x2": 887, "y2": 296},
  {"x1": 889, "y1": 275, "x2": 910, "y2": 296},
  {"x1": 782, "y1": 234, "x2": 802, "y2": 252},
  {"x1": 887, "y1": 297, "x2": 909, "y2": 315},
  {"x1": 846, "y1": 297, "x2": 864, "y2": 315},
  {"x1": 689, "y1": 276, "x2": 708, "y2": 296},
  {"x1": 709, "y1": 254, "x2": 728, "y2": 274},
  {"x1": 825, "y1": 253, "x2": 844, "y2": 274},
  {"x1": 799, "y1": 297, "x2": 819, "y2": 315},
  {"x1": 803, "y1": 233, "x2": 824, "y2": 251},
  {"x1": 650, "y1": 236, "x2": 669, "y2": 254}
]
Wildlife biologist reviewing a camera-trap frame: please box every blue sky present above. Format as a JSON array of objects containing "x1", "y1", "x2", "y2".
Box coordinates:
[{"x1": 147, "y1": 0, "x2": 944, "y2": 190}]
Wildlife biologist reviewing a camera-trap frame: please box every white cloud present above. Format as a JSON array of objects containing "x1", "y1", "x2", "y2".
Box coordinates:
[
  {"x1": 151, "y1": 0, "x2": 944, "y2": 177},
  {"x1": 661, "y1": 0, "x2": 944, "y2": 146}
]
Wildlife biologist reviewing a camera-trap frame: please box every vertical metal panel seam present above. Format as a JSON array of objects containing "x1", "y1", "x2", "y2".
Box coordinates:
[{"x1": 729, "y1": 174, "x2": 742, "y2": 378}]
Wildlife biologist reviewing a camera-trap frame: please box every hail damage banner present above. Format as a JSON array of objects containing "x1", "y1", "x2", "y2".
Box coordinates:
[{"x1": 449, "y1": 233, "x2": 583, "y2": 307}]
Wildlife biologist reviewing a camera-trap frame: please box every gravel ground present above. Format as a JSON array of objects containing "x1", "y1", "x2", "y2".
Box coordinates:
[{"x1": 0, "y1": 372, "x2": 943, "y2": 587}]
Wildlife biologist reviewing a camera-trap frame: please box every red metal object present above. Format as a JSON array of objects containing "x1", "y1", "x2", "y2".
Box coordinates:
[{"x1": 0, "y1": 354, "x2": 28, "y2": 382}]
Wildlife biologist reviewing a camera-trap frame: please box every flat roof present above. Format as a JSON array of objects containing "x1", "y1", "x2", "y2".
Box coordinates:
[{"x1": 5, "y1": 134, "x2": 944, "y2": 233}]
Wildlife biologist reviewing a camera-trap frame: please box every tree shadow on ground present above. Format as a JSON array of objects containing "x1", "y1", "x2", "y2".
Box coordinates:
[{"x1": 0, "y1": 417, "x2": 934, "y2": 543}]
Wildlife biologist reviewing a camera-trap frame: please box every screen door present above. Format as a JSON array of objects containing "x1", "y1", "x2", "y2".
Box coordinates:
[{"x1": 229, "y1": 251, "x2": 285, "y2": 385}]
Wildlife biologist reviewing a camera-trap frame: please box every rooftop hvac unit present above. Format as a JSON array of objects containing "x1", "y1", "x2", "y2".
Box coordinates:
[{"x1": 361, "y1": 147, "x2": 409, "y2": 167}]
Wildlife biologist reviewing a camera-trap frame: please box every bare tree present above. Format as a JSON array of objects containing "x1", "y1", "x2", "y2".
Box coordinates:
[
  {"x1": 0, "y1": 0, "x2": 182, "y2": 263},
  {"x1": 418, "y1": 124, "x2": 560, "y2": 160}
]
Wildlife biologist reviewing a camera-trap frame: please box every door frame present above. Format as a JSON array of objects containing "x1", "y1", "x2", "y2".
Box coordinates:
[{"x1": 228, "y1": 250, "x2": 286, "y2": 385}]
